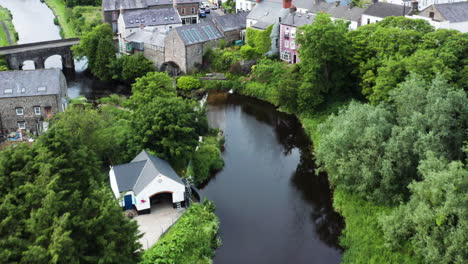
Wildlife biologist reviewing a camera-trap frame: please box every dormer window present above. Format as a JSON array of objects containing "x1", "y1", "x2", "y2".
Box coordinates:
[
  {"x1": 4, "y1": 88, "x2": 13, "y2": 94},
  {"x1": 136, "y1": 19, "x2": 139, "y2": 23},
  {"x1": 37, "y1": 86, "x2": 46, "y2": 92}
]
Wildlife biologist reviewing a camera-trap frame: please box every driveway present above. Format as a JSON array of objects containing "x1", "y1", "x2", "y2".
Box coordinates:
[{"x1": 133, "y1": 202, "x2": 185, "y2": 250}]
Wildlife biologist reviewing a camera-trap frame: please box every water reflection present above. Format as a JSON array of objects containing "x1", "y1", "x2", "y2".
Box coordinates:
[{"x1": 203, "y1": 93, "x2": 343, "y2": 264}]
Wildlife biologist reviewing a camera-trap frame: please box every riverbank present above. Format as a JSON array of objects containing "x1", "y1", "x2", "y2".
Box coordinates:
[
  {"x1": 0, "y1": 5, "x2": 16, "y2": 46},
  {"x1": 44, "y1": 0, "x2": 101, "y2": 38}
]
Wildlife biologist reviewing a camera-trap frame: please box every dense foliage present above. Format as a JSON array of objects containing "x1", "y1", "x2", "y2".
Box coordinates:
[
  {"x1": 0, "y1": 107, "x2": 141, "y2": 264},
  {"x1": 140, "y1": 201, "x2": 220, "y2": 264},
  {"x1": 177, "y1": 76, "x2": 201, "y2": 91},
  {"x1": 315, "y1": 74, "x2": 467, "y2": 204},
  {"x1": 64, "y1": 0, "x2": 101, "y2": 7},
  {"x1": 189, "y1": 133, "x2": 224, "y2": 186},
  {"x1": 111, "y1": 54, "x2": 155, "y2": 82},
  {"x1": 127, "y1": 72, "x2": 176, "y2": 107},
  {"x1": 244, "y1": 25, "x2": 273, "y2": 57}
]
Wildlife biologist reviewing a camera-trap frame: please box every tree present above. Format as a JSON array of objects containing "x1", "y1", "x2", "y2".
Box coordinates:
[
  {"x1": 111, "y1": 54, "x2": 154, "y2": 82},
  {"x1": 380, "y1": 155, "x2": 468, "y2": 264},
  {"x1": 73, "y1": 24, "x2": 116, "y2": 80},
  {"x1": 130, "y1": 96, "x2": 208, "y2": 165},
  {"x1": 177, "y1": 76, "x2": 201, "y2": 91},
  {"x1": 296, "y1": 13, "x2": 352, "y2": 111},
  {"x1": 127, "y1": 72, "x2": 175, "y2": 107}
]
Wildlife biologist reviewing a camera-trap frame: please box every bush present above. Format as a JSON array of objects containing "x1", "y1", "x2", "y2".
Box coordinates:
[
  {"x1": 177, "y1": 76, "x2": 201, "y2": 91},
  {"x1": 140, "y1": 201, "x2": 220, "y2": 264},
  {"x1": 190, "y1": 134, "x2": 224, "y2": 186},
  {"x1": 240, "y1": 45, "x2": 259, "y2": 60}
]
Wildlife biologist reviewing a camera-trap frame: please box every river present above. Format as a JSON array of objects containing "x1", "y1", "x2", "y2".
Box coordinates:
[{"x1": 2, "y1": 1, "x2": 343, "y2": 263}]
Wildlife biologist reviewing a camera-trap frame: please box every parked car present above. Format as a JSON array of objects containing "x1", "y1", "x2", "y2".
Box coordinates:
[
  {"x1": 205, "y1": 7, "x2": 211, "y2": 13},
  {"x1": 201, "y1": 2, "x2": 210, "y2": 8},
  {"x1": 211, "y1": 4, "x2": 218, "y2": 10},
  {"x1": 199, "y1": 8, "x2": 206, "y2": 18}
]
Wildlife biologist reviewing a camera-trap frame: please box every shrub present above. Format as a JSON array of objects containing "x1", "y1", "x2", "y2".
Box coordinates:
[
  {"x1": 177, "y1": 76, "x2": 202, "y2": 90},
  {"x1": 191, "y1": 134, "x2": 224, "y2": 186}
]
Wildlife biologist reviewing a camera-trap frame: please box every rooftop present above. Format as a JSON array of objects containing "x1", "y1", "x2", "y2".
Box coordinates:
[
  {"x1": 281, "y1": 12, "x2": 316, "y2": 27},
  {"x1": 363, "y1": 2, "x2": 411, "y2": 18},
  {"x1": 293, "y1": 0, "x2": 366, "y2": 22},
  {"x1": 433, "y1": 2, "x2": 468, "y2": 23},
  {"x1": 212, "y1": 11, "x2": 250, "y2": 32},
  {"x1": 126, "y1": 28, "x2": 168, "y2": 47},
  {"x1": 247, "y1": 0, "x2": 289, "y2": 27},
  {"x1": 0, "y1": 69, "x2": 66, "y2": 99},
  {"x1": 113, "y1": 150, "x2": 184, "y2": 194},
  {"x1": 121, "y1": 8, "x2": 182, "y2": 28},
  {"x1": 103, "y1": 0, "x2": 200, "y2": 11},
  {"x1": 175, "y1": 21, "x2": 223, "y2": 45}
]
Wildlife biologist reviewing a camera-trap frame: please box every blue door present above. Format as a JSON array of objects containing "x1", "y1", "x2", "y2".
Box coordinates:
[{"x1": 124, "y1": 195, "x2": 133, "y2": 210}]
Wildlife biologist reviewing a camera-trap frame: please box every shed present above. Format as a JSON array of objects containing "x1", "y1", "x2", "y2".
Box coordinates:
[{"x1": 109, "y1": 150, "x2": 188, "y2": 214}]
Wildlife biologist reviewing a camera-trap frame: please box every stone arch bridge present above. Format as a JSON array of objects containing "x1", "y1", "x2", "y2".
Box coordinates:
[{"x1": 0, "y1": 38, "x2": 80, "y2": 71}]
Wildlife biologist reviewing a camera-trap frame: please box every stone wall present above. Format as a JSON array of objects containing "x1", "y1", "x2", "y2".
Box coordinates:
[
  {"x1": 419, "y1": 6, "x2": 446, "y2": 22},
  {"x1": 0, "y1": 95, "x2": 60, "y2": 134},
  {"x1": 164, "y1": 30, "x2": 187, "y2": 72},
  {"x1": 186, "y1": 39, "x2": 219, "y2": 73}
]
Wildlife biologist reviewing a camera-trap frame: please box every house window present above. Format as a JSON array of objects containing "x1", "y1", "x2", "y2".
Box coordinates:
[
  {"x1": 367, "y1": 18, "x2": 370, "y2": 24},
  {"x1": 192, "y1": 7, "x2": 195, "y2": 14},
  {"x1": 291, "y1": 40, "x2": 296, "y2": 50},
  {"x1": 429, "y1": 12, "x2": 434, "y2": 19},
  {"x1": 16, "y1": 107, "x2": 24, "y2": 116},
  {"x1": 291, "y1": 29, "x2": 296, "y2": 38},
  {"x1": 17, "y1": 121, "x2": 26, "y2": 130},
  {"x1": 285, "y1": 40, "x2": 289, "y2": 48},
  {"x1": 34, "y1": 106, "x2": 41, "y2": 116},
  {"x1": 181, "y1": 8, "x2": 185, "y2": 15},
  {"x1": 280, "y1": 51, "x2": 290, "y2": 62}
]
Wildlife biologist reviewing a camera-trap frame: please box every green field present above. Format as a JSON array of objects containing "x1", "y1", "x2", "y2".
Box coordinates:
[{"x1": 0, "y1": 5, "x2": 17, "y2": 47}]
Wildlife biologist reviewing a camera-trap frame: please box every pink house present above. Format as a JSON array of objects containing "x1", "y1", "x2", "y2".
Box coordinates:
[{"x1": 279, "y1": 11, "x2": 315, "y2": 64}]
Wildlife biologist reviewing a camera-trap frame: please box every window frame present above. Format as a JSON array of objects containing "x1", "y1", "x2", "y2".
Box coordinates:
[
  {"x1": 17, "y1": 121, "x2": 26, "y2": 130},
  {"x1": 16, "y1": 107, "x2": 24, "y2": 116},
  {"x1": 34, "y1": 106, "x2": 41, "y2": 116}
]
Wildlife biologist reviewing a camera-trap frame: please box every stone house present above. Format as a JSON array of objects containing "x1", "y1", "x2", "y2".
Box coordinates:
[
  {"x1": 212, "y1": 11, "x2": 250, "y2": 43},
  {"x1": 0, "y1": 69, "x2": 68, "y2": 136},
  {"x1": 109, "y1": 150, "x2": 189, "y2": 213},
  {"x1": 103, "y1": 0, "x2": 200, "y2": 33},
  {"x1": 411, "y1": 2, "x2": 468, "y2": 33},
  {"x1": 118, "y1": 8, "x2": 183, "y2": 54},
  {"x1": 361, "y1": 2, "x2": 412, "y2": 26},
  {"x1": 124, "y1": 28, "x2": 168, "y2": 69},
  {"x1": 164, "y1": 21, "x2": 223, "y2": 73},
  {"x1": 279, "y1": 12, "x2": 315, "y2": 64}
]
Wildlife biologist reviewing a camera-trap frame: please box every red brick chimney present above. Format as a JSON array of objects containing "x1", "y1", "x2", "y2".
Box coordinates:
[
  {"x1": 283, "y1": 0, "x2": 292, "y2": 8},
  {"x1": 256, "y1": 0, "x2": 261, "y2": 3}
]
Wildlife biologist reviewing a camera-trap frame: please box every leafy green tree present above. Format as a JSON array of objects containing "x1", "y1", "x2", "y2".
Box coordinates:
[
  {"x1": 177, "y1": 76, "x2": 201, "y2": 90},
  {"x1": 296, "y1": 13, "x2": 352, "y2": 111},
  {"x1": 127, "y1": 72, "x2": 175, "y2": 107},
  {"x1": 130, "y1": 96, "x2": 208, "y2": 165},
  {"x1": 380, "y1": 155, "x2": 468, "y2": 264},
  {"x1": 111, "y1": 54, "x2": 154, "y2": 82},
  {"x1": 73, "y1": 24, "x2": 116, "y2": 80}
]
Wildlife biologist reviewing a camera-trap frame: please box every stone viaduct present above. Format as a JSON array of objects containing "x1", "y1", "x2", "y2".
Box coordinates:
[{"x1": 0, "y1": 38, "x2": 80, "y2": 72}]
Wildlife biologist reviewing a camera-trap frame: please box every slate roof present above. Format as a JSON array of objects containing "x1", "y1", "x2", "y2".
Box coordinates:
[
  {"x1": 212, "y1": 11, "x2": 250, "y2": 32},
  {"x1": 0, "y1": 69, "x2": 65, "y2": 99},
  {"x1": 113, "y1": 150, "x2": 183, "y2": 194},
  {"x1": 126, "y1": 28, "x2": 168, "y2": 47},
  {"x1": 175, "y1": 21, "x2": 223, "y2": 45},
  {"x1": 363, "y1": 2, "x2": 411, "y2": 18},
  {"x1": 434, "y1": 2, "x2": 468, "y2": 23},
  {"x1": 247, "y1": 0, "x2": 286, "y2": 27},
  {"x1": 122, "y1": 8, "x2": 182, "y2": 28},
  {"x1": 292, "y1": 1, "x2": 365, "y2": 22},
  {"x1": 103, "y1": 0, "x2": 200, "y2": 11},
  {"x1": 281, "y1": 12, "x2": 315, "y2": 27}
]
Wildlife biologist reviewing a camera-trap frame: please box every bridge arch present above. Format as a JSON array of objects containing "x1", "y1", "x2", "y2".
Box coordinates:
[
  {"x1": 44, "y1": 54, "x2": 63, "y2": 69},
  {"x1": 160, "y1": 61, "x2": 181, "y2": 76}
]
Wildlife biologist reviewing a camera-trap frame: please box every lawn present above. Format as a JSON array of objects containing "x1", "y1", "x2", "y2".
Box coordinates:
[
  {"x1": 44, "y1": 0, "x2": 76, "y2": 38},
  {"x1": 0, "y1": 5, "x2": 17, "y2": 46}
]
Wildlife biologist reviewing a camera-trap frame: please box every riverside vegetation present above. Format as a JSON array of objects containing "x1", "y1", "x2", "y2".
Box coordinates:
[{"x1": 186, "y1": 13, "x2": 467, "y2": 264}]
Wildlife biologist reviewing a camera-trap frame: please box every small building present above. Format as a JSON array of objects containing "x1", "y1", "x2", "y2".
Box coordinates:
[
  {"x1": 103, "y1": 0, "x2": 200, "y2": 33},
  {"x1": 212, "y1": 11, "x2": 250, "y2": 43},
  {"x1": 412, "y1": 2, "x2": 468, "y2": 33},
  {"x1": 0, "y1": 69, "x2": 68, "y2": 136},
  {"x1": 109, "y1": 150, "x2": 189, "y2": 214},
  {"x1": 164, "y1": 21, "x2": 223, "y2": 74},
  {"x1": 279, "y1": 12, "x2": 315, "y2": 64},
  {"x1": 361, "y1": 2, "x2": 412, "y2": 26},
  {"x1": 123, "y1": 28, "x2": 168, "y2": 69},
  {"x1": 236, "y1": 0, "x2": 257, "y2": 12},
  {"x1": 118, "y1": 8, "x2": 183, "y2": 54}
]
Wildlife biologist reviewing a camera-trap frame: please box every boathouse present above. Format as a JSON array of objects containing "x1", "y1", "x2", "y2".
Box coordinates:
[{"x1": 109, "y1": 150, "x2": 188, "y2": 214}]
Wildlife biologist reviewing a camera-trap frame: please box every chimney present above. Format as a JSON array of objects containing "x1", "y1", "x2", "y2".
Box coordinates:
[
  {"x1": 256, "y1": 0, "x2": 261, "y2": 3},
  {"x1": 283, "y1": 0, "x2": 292, "y2": 9}
]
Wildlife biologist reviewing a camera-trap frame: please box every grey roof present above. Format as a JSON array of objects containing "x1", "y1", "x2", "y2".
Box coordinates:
[
  {"x1": 0, "y1": 69, "x2": 65, "y2": 99},
  {"x1": 175, "y1": 21, "x2": 223, "y2": 45},
  {"x1": 281, "y1": 12, "x2": 316, "y2": 27},
  {"x1": 247, "y1": 1, "x2": 286, "y2": 27},
  {"x1": 122, "y1": 8, "x2": 181, "y2": 28},
  {"x1": 434, "y1": 2, "x2": 468, "y2": 23},
  {"x1": 363, "y1": 2, "x2": 411, "y2": 18},
  {"x1": 113, "y1": 150, "x2": 183, "y2": 195},
  {"x1": 113, "y1": 160, "x2": 147, "y2": 192},
  {"x1": 212, "y1": 11, "x2": 250, "y2": 32},
  {"x1": 292, "y1": 1, "x2": 365, "y2": 22},
  {"x1": 126, "y1": 28, "x2": 168, "y2": 47},
  {"x1": 103, "y1": 0, "x2": 200, "y2": 11},
  {"x1": 252, "y1": 20, "x2": 273, "y2": 30}
]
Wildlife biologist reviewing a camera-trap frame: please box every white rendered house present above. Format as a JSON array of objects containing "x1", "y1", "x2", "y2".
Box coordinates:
[{"x1": 109, "y1": 150, "x2": 188, "y2": 213}]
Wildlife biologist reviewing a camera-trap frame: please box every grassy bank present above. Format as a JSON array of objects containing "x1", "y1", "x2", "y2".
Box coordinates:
[
  {"x1": 44, "y1": 0, "x2": 102, "y2": 38},
  {"x1": 140, "y1": 201, "x2": 220, "y2": 264},
  {"x1": 0, "y1": 5, "x2": 17, "y2": 47}
]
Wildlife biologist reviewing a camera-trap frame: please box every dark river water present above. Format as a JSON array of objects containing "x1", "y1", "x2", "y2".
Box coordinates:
[
  {"x1": 204, "y1": 94, "x2": 343, "y2": 264},
  {"x1": 2, "y1": 1, "x2": 344, "y2": 262}
]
